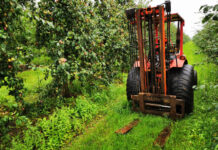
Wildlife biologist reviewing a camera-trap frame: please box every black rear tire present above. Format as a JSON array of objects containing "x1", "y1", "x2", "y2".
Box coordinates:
[
  {"x1": 126, "y1": 67, "x2": 140, "y2": 102},
  {"x1": 168, "y1": 64, "x2": 194, "y2": 114}
]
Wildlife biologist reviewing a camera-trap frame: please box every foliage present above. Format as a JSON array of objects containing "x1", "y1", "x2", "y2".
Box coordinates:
[
  {"x1": 11, "y1": 96, "x2": 98, "y2": 149},
  {"x1": 1, "y1": 1, "x2": 132, "y2": 145},
  {"x1": 0, "y1": 69, "x2": 52, "y2": 147},
  {"x1": 0, "y1": 67, "x2": 124, "y2": 149},
  {"x1": 0, "y1": 1, "x2": 36, "y2": 147},
  {"x1": 31, "y1": 55, "x2": 53, "y2": 66},
  {"x1": 34, "y1": 0, "x2": 132, "y2": 97},
  {"x1": 193, "y1": 4, "x2": 218, "y2": 64},
  {"x1": 0, "y1": 0, "x2": 26, "y2": 110},
  {"x1": 199, "y1": 4, "x2": 218, "y2": 23}
]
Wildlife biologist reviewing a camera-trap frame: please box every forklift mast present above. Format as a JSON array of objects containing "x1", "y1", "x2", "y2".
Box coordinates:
[{"x1": 126, "y1": 1, "x2": 187, "y2": 119}]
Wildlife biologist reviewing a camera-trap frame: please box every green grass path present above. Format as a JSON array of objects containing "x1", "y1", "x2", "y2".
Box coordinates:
[
  {"x1": 64, "y1": 84, "x2": 170, "y2": 150},
  {"x1": 64, "y1": 41, "x2": 217, "y2": 150}
]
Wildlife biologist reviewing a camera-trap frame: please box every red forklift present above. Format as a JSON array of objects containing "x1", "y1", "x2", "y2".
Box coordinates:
[{"x1": 126, "y1": 1, "x2": 197, "y2": 119}]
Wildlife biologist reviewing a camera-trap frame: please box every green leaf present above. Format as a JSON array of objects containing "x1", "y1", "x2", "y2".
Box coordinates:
[
  {"x1": 1, "y1": 44, "x2": 6, "y2": 52},
  {"x1": 212, "y1": 14, "x2": 218, "y2": 21},
  {"x1": 202, "y1": 13, "x2": 213, "y2": 23},
  {"x1": 58, "y1": 51, "x2": 62, "y2": 56},
  {"x1": 203, "y1": 6, "x2": 209, "y2": 13},
  {"x1": 47, "y1": 21, "x2": 54, "y2": 28},
  {"x1": 200, "y1": 5, "x2": 206, "y2": 11},
  {"x1": 0, "y1": 33, "x2": 6, "y2": 39},
  {"x1": 213, "y1": 4, "x2": 218, "y2": 11}
]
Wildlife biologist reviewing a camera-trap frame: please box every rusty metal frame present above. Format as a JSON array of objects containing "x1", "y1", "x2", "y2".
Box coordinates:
[
  {"x1": 131, "y1": 93, "x2": 185, "y2": 120},
  {"x1": 136, "y1": 9, "x2": 146, "y2": 92},
  {"x1": 115, "y1": 119, "x2": 140, "y2": 134},
  {"x1": 159, "y1": 6, "x2": 167, "y2": 95},
  {"x1": 127, "y1": 5, "x2": 186, "y2": 120},
  {"x1": 180, "y1": 21, "x2": 184, "y2": 56},
  {"x1": 153, "y1": 125, "x2": 171, "y2": 147}
]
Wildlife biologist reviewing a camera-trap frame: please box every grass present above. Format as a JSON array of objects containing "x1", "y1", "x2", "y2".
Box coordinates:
[
  {"x1": 165, "y1": 41, "x2": 218, "y2": 149},
  {"x1": 64, "y1": 78, "x2": 170, "y2": 150},
  {"x1": 63, "y1": 41, "x2": 217, "y2": 150},
  {"x1": 20, "y1": 68, "x2": 52, "y2": 103},
  {"x1": 0, "y1": 68, "x2": 52, "y2": 104}
]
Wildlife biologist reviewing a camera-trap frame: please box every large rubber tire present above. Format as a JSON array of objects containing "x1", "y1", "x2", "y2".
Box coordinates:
[
  {"x1": 193, "y1": 70, "x2": 197, "y2": 86},
  {"x1": 168, "y1": 64, "x2": 194, "y2": 114},
  {"x1": 126, "y1": 67, "x2": 140, "y2": 102}
]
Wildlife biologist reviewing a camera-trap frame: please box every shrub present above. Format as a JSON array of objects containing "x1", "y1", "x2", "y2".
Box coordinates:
[
  {"x1": 31, "y1": 55, "x2": 53, "y2": 66},
  {"x1": 193, "y1": 4, "x2": 218, "y2": 64},
  {"x1": 11, "y1": 97, "x2": 98, "y2": 149}
]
